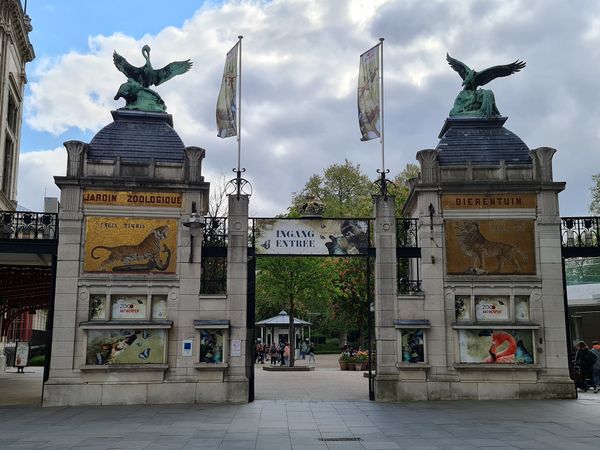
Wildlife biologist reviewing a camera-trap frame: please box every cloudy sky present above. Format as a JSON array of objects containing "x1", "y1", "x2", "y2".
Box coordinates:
[{"x1": 18, "y1": 0, "x2": 600, "y2": 216}]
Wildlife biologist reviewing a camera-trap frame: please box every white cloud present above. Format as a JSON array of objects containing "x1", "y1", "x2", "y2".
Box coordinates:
[
  {"x1": 22, "y1": 0, "x2": 600, "y2": 216},
  {"x1": 17, "y1": 147, "x2": 66, "y2": 211}
]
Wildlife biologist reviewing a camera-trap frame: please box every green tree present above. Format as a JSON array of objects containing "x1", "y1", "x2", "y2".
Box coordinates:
[
  {"x1": 291, "y1": 159, "x2": 373, "y2": 217},
  {"x1": 590, "y1": 173, "x2": 600, "y2": 215},
  {"x1": 255, "y1": 257, "x2": 331, "y2": 367}
]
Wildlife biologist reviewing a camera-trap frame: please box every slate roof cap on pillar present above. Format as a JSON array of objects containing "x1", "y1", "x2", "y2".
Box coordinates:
[
  {"x1": 87, "y1": 110, "x2": 185, "y2": 163},
  {"x1": 436, "y1": 116, "x2": 531, "y2": 166}
]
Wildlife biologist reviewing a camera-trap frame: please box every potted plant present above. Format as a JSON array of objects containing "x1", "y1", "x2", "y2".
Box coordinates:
[
  {"x1": 346, "y1": 356, "x2": 357, "y2": 371},
  {"x1": 339, "y1": 353, "x2": 350, "y2": 370},
  {"x1": 355, "y1": 351, "x2": 368, "y2": 370}
]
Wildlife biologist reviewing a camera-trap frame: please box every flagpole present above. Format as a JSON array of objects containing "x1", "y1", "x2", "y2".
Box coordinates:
[
  {"x1": 236, "y1": 35, "x2": 243, "y2": 198},
  {"x1": 379, "y1": 37, "x2": 385, "y2": 175}
]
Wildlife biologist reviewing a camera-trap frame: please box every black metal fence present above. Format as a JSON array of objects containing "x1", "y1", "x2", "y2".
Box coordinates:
[
  {"x1": 561, "y1": 217, "x2": 600, "y2": 258},
  {"x1": 0, "y1": 211, "x2": 58, "y2": 240}
]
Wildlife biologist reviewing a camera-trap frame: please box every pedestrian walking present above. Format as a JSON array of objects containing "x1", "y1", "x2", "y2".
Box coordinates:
[
  {"x1": 575, "y1": 341, "x2": 597, "y2": 392},
  {"x1": 591, "y1": 341, "x2": 600, "y2": 393},
  {"x1": 308, "y1": 342, "x2": 316, "y2": 364}
]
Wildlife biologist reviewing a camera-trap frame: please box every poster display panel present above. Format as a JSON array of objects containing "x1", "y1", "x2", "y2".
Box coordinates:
[
  {"x1": 86, "y1": 329, "x2": 165, "y2": 365},
  {"x1": 84, "y1": 217, "x2": 177, "y2": 273},
  {"x1": 458, "y1": 329, "x2": 534, "y2": 364},
  {"x1": 445, "y1": 220, "x2": 536, "y2": 275},
  {"x1": 15, "y1": 342, "x2": 30, "y2": 367},
  {"x1": 199, "y1": 329, "x2": 225, "y2": 363},
  {"x1": 254, "y1": 219, "x2": 369, "y2": 255}
]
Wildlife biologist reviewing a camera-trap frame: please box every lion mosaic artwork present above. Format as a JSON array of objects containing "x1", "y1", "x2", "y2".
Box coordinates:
[{"x1": 445, "y1": 220, "x2": 535, "y2": 275}]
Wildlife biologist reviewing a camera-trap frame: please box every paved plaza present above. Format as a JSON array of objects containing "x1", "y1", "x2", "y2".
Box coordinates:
[{"x1": 1, "y1": 357, "x2": 600, "y2": 449}]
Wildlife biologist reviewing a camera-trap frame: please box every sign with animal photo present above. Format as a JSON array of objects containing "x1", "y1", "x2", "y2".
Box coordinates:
[
  {"x1": 445, "y1": 220, "x2": 535, "y2": 275},
  {"x1": 458, "y1": 329, "x2": 534, "y2": 364},
  {"x1": 84, "y1": 217, "x2": 177, "y2": 273},
  {"x1": 254, "y1": 219, "x2": 369, "y2": 256},
  {"x1": 86, "y1": 329, "x2": 166, "y2": 365}
]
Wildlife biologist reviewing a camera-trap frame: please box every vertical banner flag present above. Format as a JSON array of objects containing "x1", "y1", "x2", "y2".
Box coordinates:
[
  {"x1": 216, "y1": 43, "x2": 239, "y2": 138},
  {"x1": 358, "y1": 44, "x2": 380, "y2": 141}
]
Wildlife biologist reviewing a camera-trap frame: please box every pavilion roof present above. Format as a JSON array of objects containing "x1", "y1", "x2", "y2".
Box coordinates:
[{"x1": 255, "y1": 310, "x2": 311, "y2": 327}]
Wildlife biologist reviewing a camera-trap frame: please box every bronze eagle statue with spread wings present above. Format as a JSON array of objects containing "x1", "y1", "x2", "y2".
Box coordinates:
[
  {"x1": 445, "y1": 54, "x2": 526, "y2": 118},
  {"x1": 113, "y1": 45, "x2": 192, "y2": 88},
  {"x1": 446, "y1": 54, "x2": 526, "y2": 91}
]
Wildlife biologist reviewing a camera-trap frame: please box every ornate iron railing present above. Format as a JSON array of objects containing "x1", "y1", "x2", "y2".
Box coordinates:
[
  {"x1": 0, "y1": 211, "x2": 58, "y2": 240},
  {"x1": 396, "y1": 218, "x2": 419, "y2": 247},
  {"x1": 561, "y1": 217, "x2": 600, "y2": 248}
]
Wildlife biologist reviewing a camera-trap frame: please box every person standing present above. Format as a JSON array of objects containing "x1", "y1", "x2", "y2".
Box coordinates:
[
  {"x1": 575, "y1": 341, "x2": 597, "y2": 392},
  {"x1": 270, "y1": 342, "x2": 278, "y2": 365},
  {"x1": 591, "y1": 341, "x2": 600, "y2": 393},
  {"x1": 308, "y1": 342, "x2": 316, "y2": 364},
  {"x1": 284, "y1": 342, "x2": 290, "y2": 366},
  {"x1": 278, "y1": 341, "x2": 286, "y2": 366}
]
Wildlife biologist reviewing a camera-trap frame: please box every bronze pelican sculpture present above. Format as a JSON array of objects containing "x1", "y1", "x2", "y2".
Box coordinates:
[{"x1": 113, "y1": 44, "x2": 192, "y2": 88}]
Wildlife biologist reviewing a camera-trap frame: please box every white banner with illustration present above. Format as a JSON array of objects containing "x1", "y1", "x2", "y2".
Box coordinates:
[{"x1": 254, "y1": 219, "x2": 369, "y2": 255}]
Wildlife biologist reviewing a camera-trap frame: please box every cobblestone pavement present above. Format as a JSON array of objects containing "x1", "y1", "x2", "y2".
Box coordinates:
[{"x1": 2, "y1": 358, "x2": 600, "y2": 449}]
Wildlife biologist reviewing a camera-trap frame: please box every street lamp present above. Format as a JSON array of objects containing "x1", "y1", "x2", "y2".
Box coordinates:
[{"x1": 182, "y1": 201, "x2": 204, "y2": 263}]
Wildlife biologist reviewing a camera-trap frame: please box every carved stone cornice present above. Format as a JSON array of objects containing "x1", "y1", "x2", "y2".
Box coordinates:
[{"x1": 1, "y1": 0, "x2": 35, "y2": 64}]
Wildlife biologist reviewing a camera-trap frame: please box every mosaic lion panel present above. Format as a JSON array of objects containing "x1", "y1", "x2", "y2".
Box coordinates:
[
  {"x1": 84, "y1": 217, "x2": 178, "y2": 273},
  {"x1": 445, "y1": 220, "x2": 535, "y2": 275}
]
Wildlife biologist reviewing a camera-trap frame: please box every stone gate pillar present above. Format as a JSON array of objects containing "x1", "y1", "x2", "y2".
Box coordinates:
[
  {"x1": 373, "y1": 194, "x2": 398, "y2": 400},
  {"x1": 225, "y1": 194, "x2": 249, "y2": 401}
]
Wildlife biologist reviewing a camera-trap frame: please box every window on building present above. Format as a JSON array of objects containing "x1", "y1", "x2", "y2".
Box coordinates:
[{"x1": 2, "y1": 136, "x2": 14, "y2": 194}]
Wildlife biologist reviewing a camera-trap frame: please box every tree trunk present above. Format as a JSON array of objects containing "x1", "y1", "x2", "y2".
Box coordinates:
[{"x1": 289, "y1": 296, "x2": 295, "y2": 367}]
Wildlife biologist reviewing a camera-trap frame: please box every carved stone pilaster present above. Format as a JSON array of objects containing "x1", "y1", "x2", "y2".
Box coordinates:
[
  {"x1": 184, "y1": 146, "x2": 206, "y2": 182},
  {"x1": 63, "y1": 140, "x2": 88, "y2": 177},
  {"x1": 416, "y1": 149, "x2": 439, "y2": 184},
  {"x1": 529, "y1": 147, "x2": 557, "y2": 182}
]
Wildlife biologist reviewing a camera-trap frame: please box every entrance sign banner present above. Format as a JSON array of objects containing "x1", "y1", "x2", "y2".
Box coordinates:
[
  {"x1": 358, "y1": 44, "x2": 381, "y2": 141},
  {"x1": 255, "y1": 219, "x2": 369, "y2": 255},
  {"x1": 216, "y1": 42, "x2": 239, "y2": 138}
]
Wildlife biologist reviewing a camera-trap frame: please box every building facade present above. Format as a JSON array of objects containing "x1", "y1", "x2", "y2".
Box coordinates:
[{"x1": 0, "y1": 0, "x2": 34, "y2": 210}]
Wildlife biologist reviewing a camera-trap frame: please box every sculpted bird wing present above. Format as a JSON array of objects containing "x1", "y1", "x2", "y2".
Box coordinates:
[
  {"x1": 113, "y1": 51, "x2": 144, "y2": 82},
  {"x1": 473, "y1": 60, "x2": 526, "y2": 87},
  {"x1": 446, "y1": 53, "x2": 471, "y2": 80},
  {"x1": 153, "y1": 59, "x2": 193, "y2": 86}
]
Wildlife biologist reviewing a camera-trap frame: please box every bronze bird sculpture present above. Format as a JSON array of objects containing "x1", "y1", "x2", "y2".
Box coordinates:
[
  {"x1": 113, "y1": 44, "x2": 192, "y2": 88},
  {"x1": 446, "y1": 54, "x2": 526, "y2": 91}
]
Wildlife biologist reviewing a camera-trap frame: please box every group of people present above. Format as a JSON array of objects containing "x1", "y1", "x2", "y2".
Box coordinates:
[
  {"x1": 574, "y1": 340, "x2": 600, "y2": 392},
  {"x1": 255, "y1": 340, "x2": 316, "y2": 366}
]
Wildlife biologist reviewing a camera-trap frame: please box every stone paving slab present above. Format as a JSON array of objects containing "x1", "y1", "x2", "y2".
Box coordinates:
[{"x1": 0, "y1": 398, "x2": 599, "y2": 449}]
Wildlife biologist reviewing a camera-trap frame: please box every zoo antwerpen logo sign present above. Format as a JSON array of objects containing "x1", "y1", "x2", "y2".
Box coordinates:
[{"x1": 83, "y1": 190, "x2": 183, "y2": 208}]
